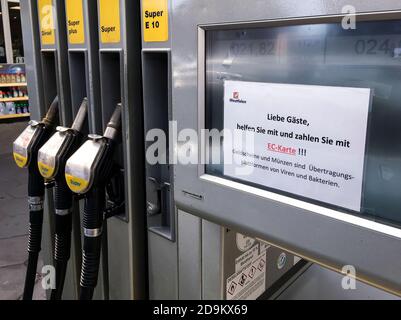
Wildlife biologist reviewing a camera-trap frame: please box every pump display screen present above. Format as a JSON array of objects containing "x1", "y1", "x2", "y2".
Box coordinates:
[{"x1": 204, "y1": 19, "x2": 401, "y2": 226}]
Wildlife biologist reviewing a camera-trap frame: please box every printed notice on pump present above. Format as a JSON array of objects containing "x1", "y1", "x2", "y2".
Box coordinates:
[{"x1": 223, "y1": 81, "x2": 371, "y2": 211}]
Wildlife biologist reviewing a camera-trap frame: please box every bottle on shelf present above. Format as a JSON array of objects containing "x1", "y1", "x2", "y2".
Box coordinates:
[
  {"x1": 0, "y1": 102, "x2": 6, "y2": 115},
  {"x1": 6, "y1": 102, "x2": 15, "y2": 114},
  {"x1": 22, "y1": 102, "x2": 29, "y2": 114}
]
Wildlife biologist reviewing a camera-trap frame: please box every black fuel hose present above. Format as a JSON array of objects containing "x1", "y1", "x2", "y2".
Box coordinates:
[
  {"x1": 23, "y1": 161, "x2": 45, "y2": 300},
  {"x1": 23, "y1": 97, "x2": 59, "y2": 300},
  {"x1": 79, "y1": 187, "x2": 105, "y2": 300},
  {"x1": 49, "y1": 178, "x2": 73, "y2": 300}
]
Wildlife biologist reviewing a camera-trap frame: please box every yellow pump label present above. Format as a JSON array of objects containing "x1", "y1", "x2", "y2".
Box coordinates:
[
  {"x1": 38, "y1": 162, "x2": 56, "y2": 179},
  {"x1": 38, "y1": 0, "x2": 56, "y2": 45},
  {"x1": 13, "y1": 153, "x2": 28, "y2": 168},
  {"x1": 65, "y1": 0, "x2": 85, "y2": 44},
  {"x1": 98, "y1": 0, "x2": 121, "y2": 44},
  {"x1": 65, "y1": 174, "x2": 89, "y2": 194},
  {"x1": 143, "y1": 0, "x2": 169, "y2": 42}
]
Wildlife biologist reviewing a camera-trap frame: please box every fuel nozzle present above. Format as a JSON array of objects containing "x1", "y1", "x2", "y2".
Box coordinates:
[
  {"x1": 37, "y1": 98, "x2": 88, "y2": 300},
  {"x1": 65, "y1": 104, "x2": 122, "y2": 300},
  {"x1": 41, "y1": 96, "x2": 59, "y2": 128},
  {"x1": 104, "y1": 103, "x2": 122, "y2": 141},
  {"x1": 12, "y1": 96, "x2": 59, "y2": 300}
]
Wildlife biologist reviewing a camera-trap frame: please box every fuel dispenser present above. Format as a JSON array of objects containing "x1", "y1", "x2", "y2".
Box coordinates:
[
  {"x1": 37, "y1": 99, "x2": 88, "y2": 300},
  {"x1": 65, "y1": 104, "x2": 122, "y2": 300},
  {"x1": 21, "y1": 0, "x2": 146, "y2": 300},
  {"x1": 94, "y1": 0, "x2": 146, "y2": 299},
  {"x1": 140, "y1": 0, "x2": 304, "y2": 299},
  {"x1": 12, "y1": 97, "x2": 59, "y2": 300},
  {"x1": 64, "y1": 0, "x2": 104, "y2": 299},
  {"x1": 168, "y1": 0, "x2": 401, "y2": 295}
]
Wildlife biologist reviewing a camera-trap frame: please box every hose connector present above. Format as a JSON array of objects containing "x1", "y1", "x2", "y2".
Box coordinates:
[{"x1": 42, "y1": 97, "x2": 59, "y2": 128}]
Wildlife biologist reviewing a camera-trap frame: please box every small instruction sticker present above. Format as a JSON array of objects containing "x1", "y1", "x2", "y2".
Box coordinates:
[
  {"x1": 38, "y1": 0, "x2": 56, "y2": 45},
  {"x1": 98, "y1": 0, "x2": 121, "y2": 44},
  {"x1": 227, "y1": 250, "x2": 267, "y2": 300},
  {"x1": 66, "y1": 0, "x2": 85, "y2": 44},
  {"x1": 143, "y1": 0, "x2": 169, "y2": 42}
]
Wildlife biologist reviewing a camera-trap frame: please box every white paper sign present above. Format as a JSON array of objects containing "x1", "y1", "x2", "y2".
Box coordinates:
[{"x1": 223, "y1": 81, "x2": 371, "y2": 211}]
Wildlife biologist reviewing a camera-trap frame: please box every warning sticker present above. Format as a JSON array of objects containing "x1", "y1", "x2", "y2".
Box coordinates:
[
  {"x1": 38, "y1": 0, "x2": 56, "y2": 45},
  {"x1": 98, "y1": 0, "x2": 121, "y2": 44},
  {"x1": 66, "y1": 0, "x2": 85, "y2": 44},
  {"x1": 142, "y1": 0, "x2": 169, "y2": 42},
  {"x1": 227, "y1": 250, "x2": 266, "y2": 300}
]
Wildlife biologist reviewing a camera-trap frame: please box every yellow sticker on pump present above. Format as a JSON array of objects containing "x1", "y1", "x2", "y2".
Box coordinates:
[
  {"x1": 142, "y1": 0, "x2": 169, "y2": 42},
  {"x1": 98, "y1": 0, "x2": 121, "y2": 43},
  {"x1": 65, "y1": 174, "x2": 90, "y2": 194},
  {"x1": 13, "y1": 153, "x2": 28, "y2": 168},
  {"x1": 65, "y1": 0, "x2": 85, "y2": 44},
  {"x1": 38, "y1": 162, "x2": 55, "y2": 179},
  {"x1": 38, "y1": 0, "x2": 56, "y2": 45}
]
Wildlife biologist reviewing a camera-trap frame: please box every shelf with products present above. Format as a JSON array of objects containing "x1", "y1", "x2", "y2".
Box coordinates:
[
  {"x1": 0, "y1": 97, "x2": 29, "y2": 102},
  {"x1": 0, "y1": 100, "x2": 30, "y2": 120},
  {"x1": 0, "y1": 64, "x2": 30, "y2": 122},
  {"x1": 0, "y1": 83, "x2": 28, "y2": 87}
]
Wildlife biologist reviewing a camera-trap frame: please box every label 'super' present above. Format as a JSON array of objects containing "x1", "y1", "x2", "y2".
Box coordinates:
[
  {"x1": 98, "y1": 0, "x2": 121, "y2": 44},
  {"x1": 142, "y1": 0, "x2": 169, "y2": 42}
]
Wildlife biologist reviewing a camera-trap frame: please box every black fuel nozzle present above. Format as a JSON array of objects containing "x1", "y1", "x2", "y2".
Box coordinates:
[
  {"x1": 38, "y1": 98, "x2": 88, "y2": 300},
  {"x1": 12, "y1": 96, "x2": 59, "y2": 301},
  {"x1": 76, "y1": 104, "x2": 122, "y2": 300}
]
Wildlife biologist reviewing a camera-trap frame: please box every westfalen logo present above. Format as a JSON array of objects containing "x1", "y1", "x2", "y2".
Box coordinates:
[{"x1": 230, "y1": 91, "x2": 247, "y2": 104}]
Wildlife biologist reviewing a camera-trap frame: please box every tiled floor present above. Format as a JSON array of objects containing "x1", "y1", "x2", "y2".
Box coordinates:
[{"x1": 0, "y1": 121, "x2": 45, "y2": 300}]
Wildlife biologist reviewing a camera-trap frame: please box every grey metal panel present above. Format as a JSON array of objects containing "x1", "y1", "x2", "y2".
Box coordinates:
[
  {"x1": 53, "y1": 0, "x2": 72, "y2": 126},
  {"x1": 171, "y1": 0, "x2": 401, "y2": 296},
  {"x1": 201, "y1": 220, "x2": 224, "y2": 300},
  {"x1": 177, "y1": 210, "x2": 202, "y2": 299},
  {"x1": 97, "y1": 0, "x2": 147, "y2": 299},
  {"x1": 140, "y1": 0, "x2": 181, "y2": 300},
  {"x1": 148, "y1": 231, "x2": 178, "y2": 299}
]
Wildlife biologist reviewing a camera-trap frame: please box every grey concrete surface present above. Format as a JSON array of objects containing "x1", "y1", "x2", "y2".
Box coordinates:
[{"x1": 0, "y1": 121, "x2": 46, "y2": 300}]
